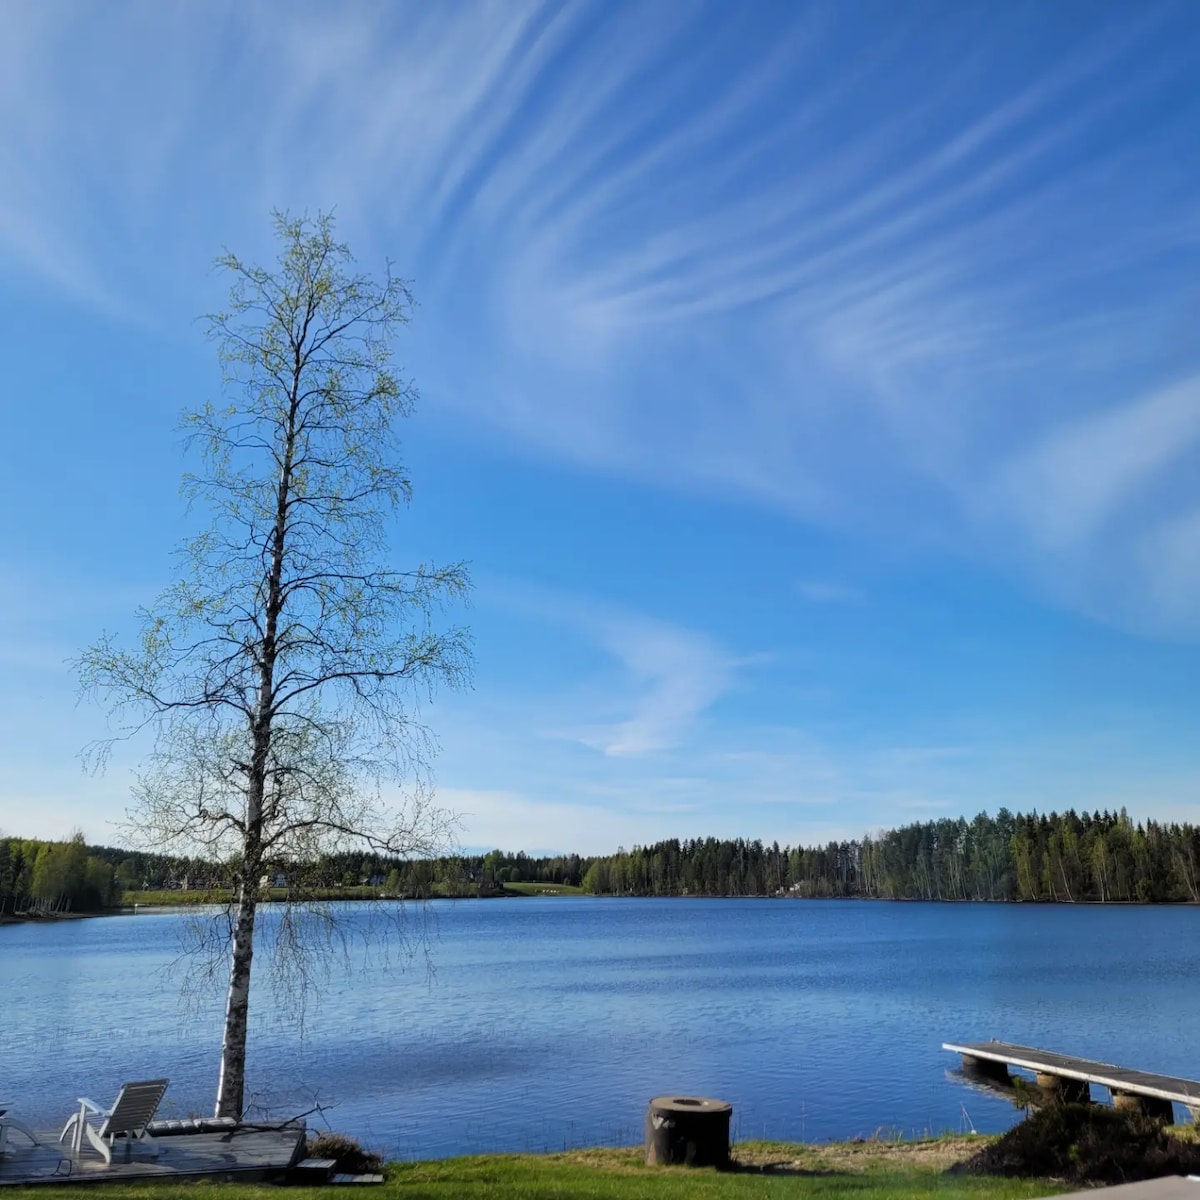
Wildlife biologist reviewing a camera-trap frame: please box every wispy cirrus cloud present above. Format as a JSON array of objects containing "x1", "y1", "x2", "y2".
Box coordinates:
[
  {"x1": 483, "y1": 580, "x2": 744, "y2": 758},
  {"x1": 0, "y1": 0, "x2": 1198, "y2": 637},
  {"x1": 993, "y1": 372, "x2": 1200, "y2": 549},
  {"x1": 992, "y1": 374, "x2": 1200, "y2": 553},
  {"x1": 970, "y1": 373, "x2": 1200, "y2": 634},
  {"x1": 5, "y1": 1, "x2": 1200, "y2": 851},
  {"x1": 571, "y1": 615, "x2": 739, "y2": 758}
]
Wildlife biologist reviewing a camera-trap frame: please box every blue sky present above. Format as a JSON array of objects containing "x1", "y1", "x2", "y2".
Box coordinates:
[{"x1": 2, "y1": 0, "x2": 1200, "y2": 854}]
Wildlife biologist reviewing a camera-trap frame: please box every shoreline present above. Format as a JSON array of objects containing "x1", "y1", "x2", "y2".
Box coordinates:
[
  {"x1": 121, "y1": 891, "x2": 1199, "y2": 908},
  {"x1": 0, "y1": 909, "x2": 107, "y2": 925},
  {"x1": 5, "y1": 891, "x2": 1194, "y2": 925}
]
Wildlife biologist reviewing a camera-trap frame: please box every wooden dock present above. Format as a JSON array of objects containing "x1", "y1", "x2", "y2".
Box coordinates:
[
  {"x1": 944, "y1": 1040, "x2": 1200, "y2": 1121},
  {"x1": 0, "y1": 1123, "x2": 305, "y2": 1188}
]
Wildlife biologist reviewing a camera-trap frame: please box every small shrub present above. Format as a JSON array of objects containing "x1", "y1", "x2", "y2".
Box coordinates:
[
  {"x1": 305, "y1": 1130, "x2": 384, "y2": 1174},
  {"x1": 1008, "y1": 1076, "x2": 1038, "y2": 1113},
  {"x1": 952, "y1": 1104, "x2": 1200, "y2": 1186}
]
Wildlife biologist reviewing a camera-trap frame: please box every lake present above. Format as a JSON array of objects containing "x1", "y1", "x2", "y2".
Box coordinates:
[{"x1": 4, "y1": 898, "x2": 1199, "y2": 1159}]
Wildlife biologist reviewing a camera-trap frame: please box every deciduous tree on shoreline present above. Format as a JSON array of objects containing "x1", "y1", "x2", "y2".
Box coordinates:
[{"x1": 79, "y1": 212, "x2": 471, "y2": 1119}]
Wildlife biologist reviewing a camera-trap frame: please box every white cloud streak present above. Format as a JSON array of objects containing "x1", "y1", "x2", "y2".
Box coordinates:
[
  {"x1": 995, "y1": 375, "x2": 1200, "y2": 552},
  {"x1": 484, "y1": 581, "x2": 742, "y2": 758},
  {"x1": 0, "y1": 0, "x2": 1197, "y2": 638}
]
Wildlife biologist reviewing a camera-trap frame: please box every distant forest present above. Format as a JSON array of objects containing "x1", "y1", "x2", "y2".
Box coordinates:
[
  {"x1": 578, "y1": 809, "x2": 1200, "y2": 903},
  {"x1": 4, "y1": 807, "x2": 1200, "y2": 913},
  {"x1": 0, "y1": 834, "x2": 121, "y2": 915}
]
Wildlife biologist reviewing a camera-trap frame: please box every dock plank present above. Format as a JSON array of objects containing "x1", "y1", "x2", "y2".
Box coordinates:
[
  {"x1": 0, "y1": 1125, "x2": 305, "y2": 1188},
  {"x1": 945, "y1": 1041, "x2": 1200, "y2": 1108}
]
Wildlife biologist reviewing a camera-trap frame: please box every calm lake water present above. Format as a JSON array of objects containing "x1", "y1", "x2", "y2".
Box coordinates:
[{"x1": 4, "y1": 898, "x2": 1199, "y2": 1159}]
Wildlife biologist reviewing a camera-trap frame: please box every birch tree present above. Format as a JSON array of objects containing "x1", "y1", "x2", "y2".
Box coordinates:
[{"x1": 78, "y1": 212, "x2": 471, "y2": 1120}]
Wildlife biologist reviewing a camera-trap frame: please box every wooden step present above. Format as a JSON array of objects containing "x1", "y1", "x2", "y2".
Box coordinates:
[{"x1": 291, "y1": 1156, "x2": 337, "y2": 1181}]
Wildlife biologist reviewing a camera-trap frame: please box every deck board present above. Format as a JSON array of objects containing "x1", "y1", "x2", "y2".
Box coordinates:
[
  {"x1": 945, "y1": 1041, "x2": 1200, "y2": 1107},
  {"x1": 0, "y1": 1125, "x2": 305, "y2": 1187}
]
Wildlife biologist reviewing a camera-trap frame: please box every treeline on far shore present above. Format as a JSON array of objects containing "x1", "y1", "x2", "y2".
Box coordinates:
[
  {"x1": 579, "y1": 809, "x2": 1200, "y2": 903},
  {"x1": 5, "y1": 807, "x2": 1200, "y2": 915},
  {"x1": 0, "y1": 834, "x2": 120, "y2": 915},
  {"x1": 0, "y1": 838, "x2": 590, "y2": 915}
]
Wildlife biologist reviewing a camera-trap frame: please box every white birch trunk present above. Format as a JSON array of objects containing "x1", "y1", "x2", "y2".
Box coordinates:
[{"x1": 215, "y1": 883, "x2": 258, "y2": 1119}]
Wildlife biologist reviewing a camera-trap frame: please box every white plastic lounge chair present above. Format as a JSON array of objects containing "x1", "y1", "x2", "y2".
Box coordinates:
[
  {"x1": 0, "y1": 1101, "x2": 38, "y2": 1156},
  {"x1": 60, "y1": 1079, "x2": 169, "y2": 1164}
]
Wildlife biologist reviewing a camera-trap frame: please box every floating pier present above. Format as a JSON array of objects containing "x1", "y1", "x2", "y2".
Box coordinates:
[{"x1": 944, "y1": 1040, "x2": 1200, "y2": 1122}]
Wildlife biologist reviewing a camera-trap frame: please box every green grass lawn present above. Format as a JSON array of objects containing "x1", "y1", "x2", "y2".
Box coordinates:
[
  {"x1": 3, "y1": 1140, "x2": 1064, "y2": 1200},
  {"x1": 126, "y1": 889, "x2": 233, "y2": 906},
  {"x1": 379, "y1": 1145, "x2": 1061, "y2": 1199}
]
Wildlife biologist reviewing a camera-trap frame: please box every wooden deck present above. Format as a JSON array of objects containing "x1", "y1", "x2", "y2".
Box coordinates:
[
  {"x1": 945, "y1": 1040, "x2": 1200, "y2": 1118},
  {"x1": 0, "y1": 1124, "x2": 305, "y2": 1188}
]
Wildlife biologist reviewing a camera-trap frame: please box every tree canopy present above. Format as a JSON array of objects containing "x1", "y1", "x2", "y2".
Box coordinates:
[{"x1": 78, "y1": 212, "x2": 470, "y2": 1118}]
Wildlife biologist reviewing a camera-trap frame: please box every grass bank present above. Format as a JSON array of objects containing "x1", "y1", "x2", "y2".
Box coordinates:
[
  {"x1": 126, "y1": 886, "x2": 387, "y2": 907},
  {"x1": 6, "y1": 1138, "x2": 1063, "y2": 1199},
  {"x1": 503, "y1": 880, "x2": 585, "y2": 896}
]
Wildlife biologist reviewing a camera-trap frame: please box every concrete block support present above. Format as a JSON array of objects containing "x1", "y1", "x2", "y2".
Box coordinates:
[
  {"x1": 963, "y1": 1055, "x2": 1012, "y2": 1085},
  {"x1": 1111, "y1": 1091, "x2": 1175, "y2": 1122},
  {"x1": 1035, "y1": 1073, "x2": 1091, "y2": 1104}
]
